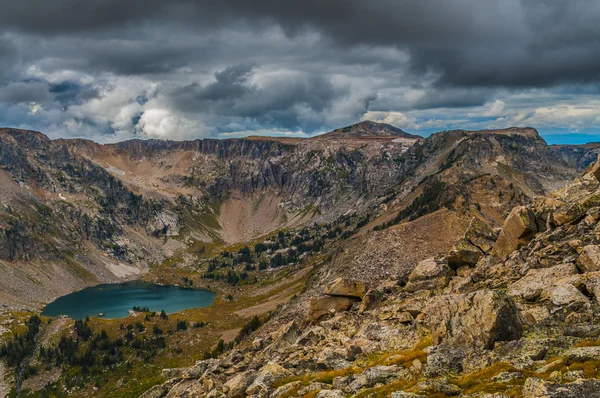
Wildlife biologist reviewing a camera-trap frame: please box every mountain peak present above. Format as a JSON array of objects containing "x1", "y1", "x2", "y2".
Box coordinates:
[{"x1": 315, "y1": 120, "x2": 422, "y2": 140}]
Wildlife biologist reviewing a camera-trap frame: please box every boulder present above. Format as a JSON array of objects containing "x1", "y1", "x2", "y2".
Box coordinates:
[
  {"x1": 523, "y1": 377, "x2": 600, "y2": 398},
  {"x1": 307, "y1": 296, "x2": 358, "y2": 321},
  {"x1": 424, "y1": 344, "x2": 466, "y2": 377},
  {"x1": 492, "y1": 206, "x2": 537, "y2": 258},
  {"x1": 222, "y1": 371, "x2": 257, "y2": 397},
  {"x1": 554, "y1": 193, "x2": 600, "y2": 226},
  {"x1": 415, "y1": 379, "x2": 461, "y2": 396},
  {"x1": 271, "y1": 381, "x2": 303, "y2": 398},
  {"x1": 448, "y1": 218, "x2": 498, "y2": 268},
  {"x1": 565, "y1": 346, "x2": 600, "y2": 362},
  {"x1": 316, "y1": 347, "x2": 352, "y2": 370},
  {"x1": 324, "y1": 278, "x2": 367, "y2": 298},
  {"x1": 358, "y1": 289, "x2": 384, "y2": 313},
  {"x1": 578, "y1": 245, "x2": 600, "y2": 273},
  {"x1": 550, "y1": 283, "x2": 590, "y2": 309},
  {"x1": 508, "y1": 263, "x2": 578, "y2": 302},
  {"x1": 245, "y1": 362, "x2": 291, "y2": 395},
  {"x1": 405, "y1": 257, "x2": 453, "y2": 292},
  {"x1": 424, "y1": 290, "x2": 523, "y2": 350}
]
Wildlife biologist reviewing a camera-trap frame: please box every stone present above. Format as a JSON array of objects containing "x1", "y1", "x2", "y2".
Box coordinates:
[
  {"x1": 245, "y1": 362, "x2": 291, "y2": 395},
  {"x1": 577, "y1": 245, "x2": 600, "y2": 273},
  {"x1": 181, "y1": 359, "x2": 218, "y2": 379},
  {"x1": 565, "y1": 346, "x2": 600, "y2": 362},
  {"x1": 508, "y1": 263, "x2": 578, "y2": 302},
  {"x1": 492, "y1": 206, "x2": 537, "y2": 258},
  {"x1": 222, "y1": 371, "x2": 257, "y2": 397},
  {"x1": 491, "y1": 371, "x2": 523, "y2": 383},
  {"x1": 424, "y1": 289, "x2": 523, "y2": 350},
  {"x1": 316, "y1": 389, "x2": 346, "y2": 398},
  {"x1": 271, "y1": 381, "x2": 302, "y2": 398},
  {"x1": 550, "y1": 283, "x2": 590, "y2": 309},
  {"x1": 523, "y1": 377, "x2": 600, "y2": 397},
  {"x1": 554, "y1": 193, "x2": 600, "y2": 226},
  {"x1": 448, "y1": 218, "x2": 498, "y2": 268},
  {"x1": 324, "y1": 277, "x2": 367, "y2": 298},
  {"x1": 358, "y1": 289, "x2": 384, "y2": 313},
  {"x1": 397, "y1": 290, "x2": 433, "y2": 317},
  {"x1": 405, "y1": 257, "x2": 453, "y2": 292},
  {"x1": 424, "y1": 344, "x2": 466, "y2": 377},
  {"x1": 316, "y1": 347, "x2": 352, "y2": 370},
  {"x1": 162, "y1": 368, "x2": 185, "y2": 380},
  {"x1": 415, "y1": 379, "x2": 461, "y2": 396},
  {"x1": 307, "y1": 296, "x2": 358, "y2": 321},
  {"x1": 391, "y1": 393, "x2": 426, "y2": 398}
]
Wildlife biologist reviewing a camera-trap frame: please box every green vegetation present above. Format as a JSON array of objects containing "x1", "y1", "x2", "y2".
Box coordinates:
[{"x1": 0, "y1": 315, "x2": 41, "y2": 367}]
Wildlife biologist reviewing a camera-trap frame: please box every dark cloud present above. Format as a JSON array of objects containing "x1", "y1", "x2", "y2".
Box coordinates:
[
  {"x1": 170, "y1": 64, "x2": 341, "y2": 131},
  {"x1": 0, "y1": 0, "x2": 599, "y2": 140}
]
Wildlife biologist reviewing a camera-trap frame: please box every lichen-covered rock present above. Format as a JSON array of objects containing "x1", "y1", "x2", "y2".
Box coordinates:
[
  {"x1": 415, "y1": 378, "x2": 462, "y2": 396},
  {"x1": 554, "y1": 193, "x2": 600, "y2": 226},
  {"x1": 405, "y1": 257, "x2": 453, "y2": 292},
  {"x1": 578, "y1": 245, "x2": 600, "y2": 273},
  {"x1": 448, "y1": 218, "x2": 498, "y2": 268},
  {"x1": 222, "y1": 371, "x2": 257, "y2": 397},
  {"x1": 565, "y1": 346, "x2": 600, "y2": 362},
  {"x1": 550, "y1": 283, "x2": 590, "y2": 309},
  {"x1": 271, "y1": 381, "x2": 303, "y2": 398},
  {"x1": 245, "y1": 362, "x2": 290, "y2": 395},
  {"x1": 508, "y1": 263, "x2": 578, "y2": 302},
  {"x1": 391, "y1": 392, "x2": 426, "y2": 398},
  {"x1": 316, "y1": 389, "x2": 346, "y2": 397},
  {"x1": 424, "y1": 290, "x2": 523, "y2": 350},
  {"x1": 324, "y1": 277, "x2": 367, "y2": 298},
  {"x1": 307, "y1": 296, "x2": 358, "y2": 321},
  {"x1": 316, "y1": 347, "x2": 352, "y2": 370},
  {"x1": 492, "y1": 206, "x2": 537, "y2": 258},
  {"x1": 523, "y1": 377, "x2": 600, "y2": 397}
]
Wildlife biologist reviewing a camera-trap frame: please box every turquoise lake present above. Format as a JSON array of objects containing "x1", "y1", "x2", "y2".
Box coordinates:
[{"x1": 41, "y1": 282, "x2": 216, "y2": 319}]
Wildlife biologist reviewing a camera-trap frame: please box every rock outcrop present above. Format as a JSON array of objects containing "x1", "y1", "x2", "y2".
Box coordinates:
[
  {"x1": 424, "y1": 289, "x2": 523, "y2": 349},
  {"x1": 323, "y1": 278, "x2": 367, "y2": 298},
  {"x1": 492, "y1": 206, "x2": 537, "y2": 258}
]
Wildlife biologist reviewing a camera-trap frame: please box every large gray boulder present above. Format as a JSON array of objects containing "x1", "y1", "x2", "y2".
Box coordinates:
[{"x1": 424, "y1": 290, "x2": 523, "y2": 350}]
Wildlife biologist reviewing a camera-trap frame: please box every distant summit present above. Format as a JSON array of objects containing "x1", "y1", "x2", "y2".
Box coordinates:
[{"x1": 315, "y1": 120, "x2": 422, "y2": 140}]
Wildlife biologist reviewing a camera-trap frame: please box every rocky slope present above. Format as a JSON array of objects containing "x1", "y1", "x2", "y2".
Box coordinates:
[{"x1": 146, "y1": 154, "x2": 600, "y2": 397}]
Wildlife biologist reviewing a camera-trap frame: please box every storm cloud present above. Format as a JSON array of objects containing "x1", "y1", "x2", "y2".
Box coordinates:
[{"x1": 0, "y1": 0, "x2": 599, "y2": 142}]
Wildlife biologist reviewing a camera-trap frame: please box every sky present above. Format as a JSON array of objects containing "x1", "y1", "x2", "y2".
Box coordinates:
[{"x1": 1, "y1": 1, "x2": 600, "y2": 144}]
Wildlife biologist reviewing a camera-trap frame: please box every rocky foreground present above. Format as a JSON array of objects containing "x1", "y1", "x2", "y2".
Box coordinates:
[{"x1": 145, "y1": 156, "x2": 600, "y2": 397}]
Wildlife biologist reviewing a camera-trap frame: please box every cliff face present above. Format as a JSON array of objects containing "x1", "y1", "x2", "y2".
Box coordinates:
[{"x1": 0, "y1": 124, "x2": 585, "y2": 309}]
